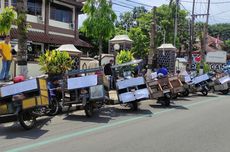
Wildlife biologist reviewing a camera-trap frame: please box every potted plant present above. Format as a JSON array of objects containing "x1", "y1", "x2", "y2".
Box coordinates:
[
  {"x1": 116, "y1": 50, "x2": 135, "y2": 77},
  {"x1": 38, "y1": 50, "x2": 74, "y2": 78}
]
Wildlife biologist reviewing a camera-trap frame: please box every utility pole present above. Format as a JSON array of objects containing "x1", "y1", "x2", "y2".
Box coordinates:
[
  {"x1": 201, "y1": 0, "x2": 211, "y2": 71},
  {"x1": 189, "y1": 0, "x2": 210, "y2": 73},
  {"x1": 147, "y1": 6, "x2": 157, "y2": 74},
  {"x1": 174, "y1": 0, "x2": 179, "y2": 47},
  {"x1": 188, "y1": 0, "x2": 196, "y2": 69}
]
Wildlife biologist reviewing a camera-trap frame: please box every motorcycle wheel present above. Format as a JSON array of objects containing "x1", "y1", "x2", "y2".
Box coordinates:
[
  {"x1": 221, "y1": 89, "x2": 229, "y2": 95},
  {"x1": 18, "y1": 110, "x2": 36, "y2": 130},
  {"x1": 171, "y1": 94, "x2": 178, "y2": 100},
  {"x1": 201, "y1": 90, "x2": 208, "y2": 96},
  {"x1": 165, "y1": 98, "x2": 170, "y2": 107},
  {"x1": 84, "y1": 103, "x2": 93, "y2": 117},
  {"x1": 182, "y1": 89, "x2": 190, "y2": 97}
]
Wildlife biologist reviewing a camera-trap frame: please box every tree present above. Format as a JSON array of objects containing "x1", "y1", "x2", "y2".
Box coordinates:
[
  {"x1": 115, "y1": 6, "x2": 148, "y2": 31},
  {"x1": 82, "y1": 0, "x2": 117, "y2": 55},
  {"x1": 155, "y1": 4, "x2": 189, "y2": 48},
  {"x1": 115, "y1": 8, "x2": 152, "y2": 59},
  {"x1": 16, "y1": 0, "x2": 29, "y2": 78},
  {"x1": 223, "y1": 40, "x2": 230, "y2": 53},
  {"x1": 208, "y1": 23, "x2": 230, "y2": 41},
  {"x1": 128, "y1": 27, "x2": 149, "y2": 59},
  {"x1": 0, "y1": 7, "x2": 16, "y2": 36}
]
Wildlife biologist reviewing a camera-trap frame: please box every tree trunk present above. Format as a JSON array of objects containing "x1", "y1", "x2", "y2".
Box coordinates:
[
  {"x1": 98, "y1": 38, "x2": 103, "y2": 55},
  {"x1": 16, "y1": 0, "x2": 28, "y2": 78}
]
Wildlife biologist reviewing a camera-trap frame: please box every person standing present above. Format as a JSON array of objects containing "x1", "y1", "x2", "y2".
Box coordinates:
[
  {"x1": 104, "y1": 59, "x2": 114, "y2": 75},
  {"x1": 104, "y1": 59, "x2": 114, "y2": 89},
  {"x1": 0, "y1": 35, "x2": 12, "y2": 81}
]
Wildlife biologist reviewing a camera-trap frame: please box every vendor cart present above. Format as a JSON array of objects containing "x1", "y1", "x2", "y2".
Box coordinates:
[
  {"x1": 0, "y1": 78, "x2": 59, "y2": 130},
  {"x1": 213, "y1": 75, "x2": 230, "y2": 94},
  {"x1": 180, "y1": 74, "x2": 210, "y2": 96},
  {"x1": 58, "y1": 67, "x2": 108, "y2": 117},
  {"x1": 168, "y1": 76, "x2": 184, "y2": 99},
  {"x1": 146, "y1": 75, "x2": 172, "y2": 107},
  {"x1": 111, "y1": 60, "x2": 150, "y2": 111}
]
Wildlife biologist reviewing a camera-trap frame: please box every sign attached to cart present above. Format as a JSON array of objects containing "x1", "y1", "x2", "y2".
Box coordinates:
[
  {"x1": 192, "y1": 74, "x2": 210, "y2": 84},
  {"x1": 67, "y1": 75, "x2": 97, "y2": 90},
  {"x1": 0, "y1": 79, "x2": 38, "y2": 97}
]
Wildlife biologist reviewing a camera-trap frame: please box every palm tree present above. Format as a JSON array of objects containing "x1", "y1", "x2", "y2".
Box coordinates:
[{"x1": 16, "y1": 0, "x2": 28, "y2": 78}]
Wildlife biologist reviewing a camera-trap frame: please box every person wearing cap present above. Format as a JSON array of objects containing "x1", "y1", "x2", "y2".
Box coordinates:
[
  {"x1": 0, "y1": 35, "x2": 12, "y2": 81},
  {"x1": 157, "y1": 64, "x2": 168, "y2": 77}
]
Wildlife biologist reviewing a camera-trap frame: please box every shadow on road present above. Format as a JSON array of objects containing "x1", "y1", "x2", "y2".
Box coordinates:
[
  {"x1": 63, "y1": 106, "x2": 153, "y2": 123},
  {"x1": 173, "y1": 97, "x2": 191, "y2": 101},
  {"x1": 100, "y1": 107, "x2": 153, "y2": 117},
  {"x1": 0, "y1": 117, "x2": 53, "y2": 139},
  {"x1": 188, "y1": 94, "x2": 218, "y2": 98},
  {"x1": 149, "y1": 104, "x2": 189, "y2": 110},
  {"x1": 63, "y1": 111, "x2": 112, "y2": 123}
]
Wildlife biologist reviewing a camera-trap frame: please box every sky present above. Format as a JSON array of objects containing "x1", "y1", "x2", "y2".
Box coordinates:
[{"x1": 78, "y1": 0, "x2": 230, "y2": 28}]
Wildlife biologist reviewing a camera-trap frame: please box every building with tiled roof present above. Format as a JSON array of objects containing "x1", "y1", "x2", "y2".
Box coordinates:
[{"x1": 0, "y1": 0, "x2": 91, "y2": 59}]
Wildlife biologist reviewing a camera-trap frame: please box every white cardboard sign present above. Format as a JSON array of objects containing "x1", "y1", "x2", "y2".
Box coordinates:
[
  {"x1": 0, "y1": 79, "x2": 38, "y2": 97},
  {"x1": 192, "y1": 74, "x2": 210, "y2": 84},
  {"x1": 67, "y1": 75, "x2": 97, "y2": 90}
]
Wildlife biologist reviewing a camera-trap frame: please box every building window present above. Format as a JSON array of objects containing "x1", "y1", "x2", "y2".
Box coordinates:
[
  {"x1": 50, "y1": 3, "x2": 73, "y2": 23},
  {"x1": 27, "y1": 0, "x2": 42, "y2": 16},
  {"x1": 27, "y1": 43, "x2": 43, "y2": 61},
  {"x1": 11, "y1": 0, "x2": 17, "y2": 7},
  {"x1": 5, "y1": 0, "x2": 9, "y2": 7},
  {"x1": 48, "y1": 45, "x2": 58, "y2": 51}
]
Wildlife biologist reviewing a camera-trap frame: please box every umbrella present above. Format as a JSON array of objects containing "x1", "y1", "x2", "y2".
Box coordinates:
[{"x1": 56, "y1": 44, "x2": 82, "y2": 54}]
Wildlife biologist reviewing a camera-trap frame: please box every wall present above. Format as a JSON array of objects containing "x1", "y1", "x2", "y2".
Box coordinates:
[{"x1": 0, "y1": 58, "x2": 44, "y2": 79}]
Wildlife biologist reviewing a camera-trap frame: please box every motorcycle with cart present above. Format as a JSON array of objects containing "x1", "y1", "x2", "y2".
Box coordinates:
[
  {"x1": 111, "y1": 60, "x2": 150, "y2": 111},
  {"x1": 146, "y1": 73, "x2": 172, "y2": 107},
  {"x1": 0, "y1": 77, "x2": 59, "y2": 130},
  {"x1": 56, "y1": 67, "x2": 108, "y2": 117},
  {"x1": 180, "y1": 74, "x2": 210, "y2": 96}
]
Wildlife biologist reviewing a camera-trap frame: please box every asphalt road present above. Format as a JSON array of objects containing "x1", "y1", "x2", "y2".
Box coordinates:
[{"x1": 0, "y1": 93, "x2": 230, "y2": 152}]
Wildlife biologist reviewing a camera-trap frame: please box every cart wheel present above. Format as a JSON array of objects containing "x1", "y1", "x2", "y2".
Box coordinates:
[
  {"x1": 47, "y1": 98, "x2": 60, "y2": 116},
  {"x1": 182, "y1": 89, "x2": 190, "y2": 97},
  {"x1": 221, "y1": 89, "x2": 229, "y2": 95},
  {"x1": 171, "y1": 94, "x2": 178, "y2": 100},
  {"x1": 18, "y1": 111, "x2": 36, "y2": 130},
  {"x1": 131, "y1": 101, "x2": 138, "y2": 111},
  {"x1": 84, "y1": 103, "x2": 93, "y2": 117},
  {"x1": 201, "y1": 90, "x2": 208, "y2": 96},
  {"x1": 165, "y1": 98, "x2": 171, "y2": 107}
]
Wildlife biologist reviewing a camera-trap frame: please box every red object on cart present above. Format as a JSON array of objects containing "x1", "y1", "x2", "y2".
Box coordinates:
[{"x1": 13, "y1": 75, "x2": 25, "y2": 83}]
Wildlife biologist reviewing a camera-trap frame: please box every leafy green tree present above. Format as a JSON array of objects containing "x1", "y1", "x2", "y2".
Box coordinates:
[
  {"x1": 82, "y1": 0, "x2": 117, "y2": 55},
  {"x1": 0, "y1": 7, "x2": 16, "y2": 35},
  {"x1": 208, "y1": 23, "x2": 230, "y2": 41},
  {"x1": 223, "y1": 40, "x2": 230, "y2": 53},
  {"x1": 155, "y1": 4, "x2": 189, "y2": 48},
  {"x1": 128, "y1": 27, "x2": 149, "y2": 59},
  {"x1": 115, "y1": 8, "x2": 151, "y2": 59},
  {"x1": 116, "y1": 6, "x2": 147, "y2": 31}
]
